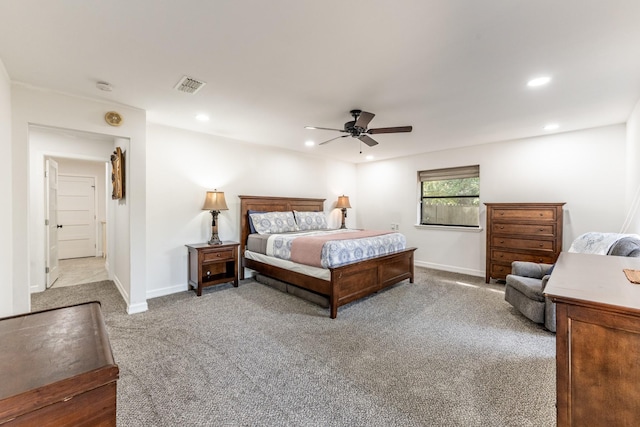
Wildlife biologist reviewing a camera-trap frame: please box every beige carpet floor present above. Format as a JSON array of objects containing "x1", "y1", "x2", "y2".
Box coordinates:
[{"x1": 51, "y1": 256, "x2": 109, "y2": 288}]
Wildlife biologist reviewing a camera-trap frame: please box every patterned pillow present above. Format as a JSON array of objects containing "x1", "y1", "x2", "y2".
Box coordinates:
[
  {"x1": 249, "y1": 211, "x2": 298, "y2": 235},
  {"x1": 294, "y1": 211, "x2": 328, "y2": 231}
]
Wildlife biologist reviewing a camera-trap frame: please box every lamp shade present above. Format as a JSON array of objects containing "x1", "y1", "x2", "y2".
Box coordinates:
[
  {"x1": 336, "y1": 195, "x2": 351, "y2": 209},
  {"x1": 202, "y1": 190, "x2": 229, "y2": 211}
]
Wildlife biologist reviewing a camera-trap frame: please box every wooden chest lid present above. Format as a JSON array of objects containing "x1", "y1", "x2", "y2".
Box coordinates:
[{"x1": 0, "y1": 302, "x2": 118, "y2": 421}]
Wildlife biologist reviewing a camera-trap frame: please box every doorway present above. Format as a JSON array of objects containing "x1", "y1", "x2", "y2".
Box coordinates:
[
  {"x1": 46, "y1": 159, "x2": 109, "y2": 289},
  {"x1": 29, "y1": 125, "x2": 115, "y2": 293}
]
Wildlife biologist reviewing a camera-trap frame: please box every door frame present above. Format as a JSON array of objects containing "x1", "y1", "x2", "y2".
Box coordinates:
[
  {"x1": 31, "y1": 149, "x2": 111, "y2": 294},
  {"x1": 45, "y1": 158, "x2": 59, "y2": 288}
]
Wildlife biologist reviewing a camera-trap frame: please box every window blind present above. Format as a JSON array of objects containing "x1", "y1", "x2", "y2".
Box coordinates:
[{"x1": 418, "y1": 165, "x2": 479, "y2": 182}]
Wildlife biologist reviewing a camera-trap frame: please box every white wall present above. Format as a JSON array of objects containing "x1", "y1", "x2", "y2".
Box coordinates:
[
  {"x1": 145, "y1": 123, "x2": 357, "y2": 298},
  {"x1": 0, "y1": 59, "x2": 12, "y2": 317},
  {"x1": 624, "y1": 98, "x2": 640, "y2": 233},
  {"x1": 11, "y1": 84, "x2": 147, "y2": 315},
  {"x1": 357, "y1": 124, "x2": 628, "y2": 276}
]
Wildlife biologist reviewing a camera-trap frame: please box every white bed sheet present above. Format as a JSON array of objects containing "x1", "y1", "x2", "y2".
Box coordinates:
[{"x1": 244, "y1": 250, "x2": 331, "y2": 281}]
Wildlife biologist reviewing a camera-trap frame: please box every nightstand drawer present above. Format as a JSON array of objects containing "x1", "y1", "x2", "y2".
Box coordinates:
[{"x1": 202, "y1": 249, "x2": 235, "y2": 262}]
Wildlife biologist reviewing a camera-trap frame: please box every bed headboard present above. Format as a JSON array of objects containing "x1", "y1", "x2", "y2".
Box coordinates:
[{"x1": 238, "y1": 195, "x2": 325, "y2": 265}]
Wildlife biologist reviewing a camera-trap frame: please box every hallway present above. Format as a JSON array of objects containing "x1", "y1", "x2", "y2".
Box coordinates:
[{"x1": 52, "y1": 257, "x2": 109, "y2": 288}]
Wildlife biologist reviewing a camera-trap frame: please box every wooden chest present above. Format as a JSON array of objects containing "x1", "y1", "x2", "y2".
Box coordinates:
[
  {"x1": 0, "y1": 302, "x2": 118, "y2": 426},
  {"x1": 485, "y1": 202, "x2": 564, "y2": 282},
  {"x1": 545, "y1": 252, "x2": 640, "y2": 426}
]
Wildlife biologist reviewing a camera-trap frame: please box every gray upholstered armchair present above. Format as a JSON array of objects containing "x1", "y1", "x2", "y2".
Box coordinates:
[
  {"x1": 505, "y1": 233, "x2": 640, "y2": 332},
  {"x1": 505, "y1": 262, "x2": 556, "y2": 331}
]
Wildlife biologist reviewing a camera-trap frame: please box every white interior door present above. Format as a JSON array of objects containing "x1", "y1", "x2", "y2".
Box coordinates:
[
  {"x1": 58, "y1": 175, "x2": 97, "y2": 259},
  {"x1": 45, "y1": 159, "x2": 59, "y2": 288}
]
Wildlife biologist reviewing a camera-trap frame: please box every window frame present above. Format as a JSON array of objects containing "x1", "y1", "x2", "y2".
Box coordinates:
[{"x1": 418, "y1": 165, "x2": 480, "y2": 228}]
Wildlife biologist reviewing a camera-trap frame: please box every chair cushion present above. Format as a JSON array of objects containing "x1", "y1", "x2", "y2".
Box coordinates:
[
  {"x1": 608, "y1": 236, "x2": 640, "y2": 257},
  {"x1": 505, "y1": 275, "x2": 545, "y2": 302}
]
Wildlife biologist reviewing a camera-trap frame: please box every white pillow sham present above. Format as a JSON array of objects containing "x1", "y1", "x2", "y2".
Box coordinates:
[
  {"x1": 249, "y1": 211, "x2": 298, "y2": 234},
  {"x1": 294, "y1": 211, "x2": 328, "y2": 231}
]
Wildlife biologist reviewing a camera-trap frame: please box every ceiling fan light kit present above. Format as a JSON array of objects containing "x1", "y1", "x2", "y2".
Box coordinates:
[{"x1": 307, "y1": 109, "x2": 412, "y2": 148}]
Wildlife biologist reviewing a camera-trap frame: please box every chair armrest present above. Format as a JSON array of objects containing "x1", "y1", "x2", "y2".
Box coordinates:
[
  {"x1": 541, "y1": 274, "x2": 552, "y2": 292},
  {"x1": 511, "y1": 261, "x2": 554, "y2": 279}
]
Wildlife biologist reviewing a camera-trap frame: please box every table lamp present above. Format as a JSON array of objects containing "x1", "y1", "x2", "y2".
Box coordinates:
[{"x1": 202, "y1": 190, "x2": 229, "y2": 245}]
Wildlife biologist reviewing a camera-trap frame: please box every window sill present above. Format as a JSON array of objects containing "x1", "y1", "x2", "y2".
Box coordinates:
[{"x1": 414, "y1": 224, "x2": 483, "y2": 233}]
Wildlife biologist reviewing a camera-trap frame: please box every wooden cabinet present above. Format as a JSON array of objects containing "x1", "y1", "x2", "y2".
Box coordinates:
[
  {"x1": 186, "y1": 242, "x2": 239, "y2": 296},
  {"x1": 0, "y1": 302, "x2": 118, "y2": 426},
  {"x1": 485, "y1": 202, "x2": 564, "y2": 282},
  {"x1": 544, "y1": 252, "x2": 640, "y2": 426}
]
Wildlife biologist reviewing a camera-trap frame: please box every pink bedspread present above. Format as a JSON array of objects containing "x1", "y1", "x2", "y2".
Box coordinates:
[{"x1": 290, "y1": 230, "x2": 393, "y2": 267}]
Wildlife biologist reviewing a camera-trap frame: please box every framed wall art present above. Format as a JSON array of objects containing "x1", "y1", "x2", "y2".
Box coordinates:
[{"x1": 111, "y1": 147, "x2": 125, "y2": 199}]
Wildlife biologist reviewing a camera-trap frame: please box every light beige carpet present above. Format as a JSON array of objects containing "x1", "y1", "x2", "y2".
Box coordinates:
[{"x1": 51, "y1": 256, "x2": 109, "y2": 288}]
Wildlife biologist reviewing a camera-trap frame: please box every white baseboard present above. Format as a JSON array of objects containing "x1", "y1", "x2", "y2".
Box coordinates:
[
  {"x1": 415, "y1": 260, "x2": 484, "y2": 278},
  {"x1": 146, "y1": 283, "x2": 189, "y2": 299},
  {"x1": 127, "y1": 301, "x2": 148, "y2": 314},
  {"x1": 112, "y1": 274, "x2": 149, "y2": 314}
]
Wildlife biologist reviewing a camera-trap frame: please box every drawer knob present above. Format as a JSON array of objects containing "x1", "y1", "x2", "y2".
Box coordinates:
[
  {"x1": 500, "y1": 226, "x2": 504, "y2": 229},
  {"x1": 217, "y1": 253, "x2": 221, "y2": 257},
  {"x1": 539, "y1": 228, "x2": 544, "y2": 231},
  {"x1": 499, "y1": 240, "x2": 504, "y2": 244},
  {"x1": 539, "y1": 243, "x2": 543, "y2": 247}
]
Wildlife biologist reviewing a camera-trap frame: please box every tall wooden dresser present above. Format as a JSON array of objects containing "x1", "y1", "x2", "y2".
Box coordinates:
[{"x1": 485, "y1": 202, "x2": 564, "y2": 283}]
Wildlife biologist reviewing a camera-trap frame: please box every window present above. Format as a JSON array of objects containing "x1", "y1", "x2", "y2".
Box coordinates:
[{"x1": 419, "y1": 165, "x2": 480, "y2": 227}]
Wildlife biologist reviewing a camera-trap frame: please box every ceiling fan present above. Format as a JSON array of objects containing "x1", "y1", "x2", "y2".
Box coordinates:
[{"x1": 305, "y1": 109, "x2": 413, "y2": 147}]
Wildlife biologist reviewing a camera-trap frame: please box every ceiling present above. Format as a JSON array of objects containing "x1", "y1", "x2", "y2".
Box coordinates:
[{"x1": 1, "y1": 1, "x2": 640, "y2": 163}]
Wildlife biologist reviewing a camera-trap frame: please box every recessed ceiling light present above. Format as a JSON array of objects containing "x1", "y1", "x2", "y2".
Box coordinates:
[
  {"x1": 527, "y1": 76, "x2": 551, "y2": 87},
  {"x1": 195, "y1": 114, "x2": 210, "y2": 122},
  {"x1": 305, "y1": 140, "x2": 315, "y2": 147},
  {"x1": 365, "y1": 155, "x2": 374, "y2": 160},
  {"x1": 544, "y1": 123, "x2": 559, "y2": 131},
  {"x1": 304, "y1": 126, "x2": 317, "y2": 130}
]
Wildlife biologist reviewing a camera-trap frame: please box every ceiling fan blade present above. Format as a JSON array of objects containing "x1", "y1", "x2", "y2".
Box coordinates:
[
  {"x1": 319, "y1": 134, "x2": 349, "y2": 145},
  {"x1": 358, "y1": 134, "x2": 379, "y2": 147},
  {"x1": 354, "y1": 111, "x2": 375, "y2": 129},
  {"x1": 304, "y1": 126, "x2": 346, "y2": 132},
  {"x1": 305, "y1": 126, "x2": 347, "y2": 132},
  {"x1": 367, "y1": 126, "x2": 413, "y2": 134}
]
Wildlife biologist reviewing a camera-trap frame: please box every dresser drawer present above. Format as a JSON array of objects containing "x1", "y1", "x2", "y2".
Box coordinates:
[
  {"x1": 491, "y1": 237, "x2": 554, "y2": 251},
  {"x1": 491, "y1": 208, "x2": 557, "y2": 221},
  {"x1": 492, "y1": 223, "x2": 555, "y2": 236},
  {"x1": 202, "y1": 249, "x2": 235, "y2": 262},
  {"x1": 490, "y1": 263, "x2": 512, "y2": 279},
  {"x1": 491, "y1": 250, "x2": 556, "y2": 265}
]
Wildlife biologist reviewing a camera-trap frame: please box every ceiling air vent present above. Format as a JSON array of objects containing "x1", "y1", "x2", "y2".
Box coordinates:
[{"x1": 174, "y1": 75, "x2": 206, "y2": 94}]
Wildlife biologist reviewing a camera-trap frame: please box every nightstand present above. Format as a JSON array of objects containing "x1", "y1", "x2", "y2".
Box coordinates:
[{"x1": 186, "y1": 242, "x2": 239, "y2": 296}]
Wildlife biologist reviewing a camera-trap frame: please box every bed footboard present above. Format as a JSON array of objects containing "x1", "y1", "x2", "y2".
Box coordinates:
[{"x1": 328, "y1": 247, "x2": 416, "y2": 318}]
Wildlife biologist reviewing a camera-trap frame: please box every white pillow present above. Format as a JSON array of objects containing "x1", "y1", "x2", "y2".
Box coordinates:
[
  {"x1": 249, "y1": 211, "x2": 298, "y2": 234},
  {"x1": 294, "y1": 211, "x2": 328, "y2": 231}
]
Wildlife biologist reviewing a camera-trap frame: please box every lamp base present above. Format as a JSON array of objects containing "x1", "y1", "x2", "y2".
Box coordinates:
[
  {"x1": 208, "y1": 210, "x2": 223, "y2": 245},
  {"x1": 340, "y1": 208, "x2": 347, "y2": 229},
  {"x1": 208, "y1": 236, "x2": 223, "y2": 245}
]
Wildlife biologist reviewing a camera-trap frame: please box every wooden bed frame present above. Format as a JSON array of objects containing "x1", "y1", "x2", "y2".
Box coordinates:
[{"x1": 239, "y1": 195, "x2": 416, "y2": 318}]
